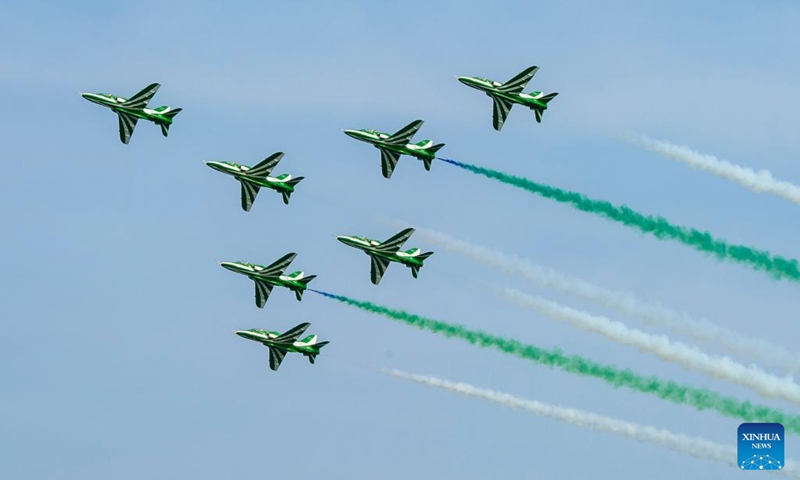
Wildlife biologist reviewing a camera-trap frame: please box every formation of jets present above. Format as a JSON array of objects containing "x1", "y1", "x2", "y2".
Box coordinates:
[{"x1": 81, "y1": 65, "x2": 557, "y2": 372}]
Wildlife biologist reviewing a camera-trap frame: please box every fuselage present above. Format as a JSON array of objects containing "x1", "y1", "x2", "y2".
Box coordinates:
[
  {"x1": 456, "y1": 77, "x2": 551, "y2": 110},
  {"x1": 343, "y1": 129, "x2": 438, "y2": 160},
  {"x1": 336, "y1": 235, "x2": 426, "y2": 267},
  {"x1": 80, "y1": 92, "x2": 178, "y2": 124},
  {"x1": 219, "y1": 261, "x2": 309, "y2": 289},
  {"x1": 235, "y1": 329, "x2": 320, "y2": 354},
  {"x1": 205, "y1": 161, "x2": 297, "y2": 193}
]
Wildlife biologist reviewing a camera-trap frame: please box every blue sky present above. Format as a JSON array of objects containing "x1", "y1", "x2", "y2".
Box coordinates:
[{"x1": 2, "y1": 1, "x2": 800, "y2": 478}]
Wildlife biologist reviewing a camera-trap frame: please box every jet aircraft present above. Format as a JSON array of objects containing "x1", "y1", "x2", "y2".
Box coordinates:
[
  {"x1": 220, "y1": 253, "x2": 316, "y2": 308},
  {"x1": 236, "y1": 322, "x2": 329, "y2": 371},
  {"x1": 206, "y1": 152, "x2": 304, "y2": 211},
  {"x1": 337, "y1": 227, "x2": 433, "y2": 284},
  {"x1": 457, "y1": 66, "x2": 558, "y2": 131},
  {"x1": 81, "y1": 83, "x2": 181, "y2": 144},
  {"x1": 343, "y1": 120, "x2": 445, "y2": 179}
]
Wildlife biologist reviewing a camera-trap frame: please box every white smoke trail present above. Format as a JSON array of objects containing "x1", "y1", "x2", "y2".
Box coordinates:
[
  {"x1": 408, "y1": 226, "x2": 800, "y2": 374},
  {"x1": 627, "y1": 133, "x2": 800, "y2": 205},
  {"x1": 504, "y1": 288, "x2": 800, "y2": 405},
  {"x1": 382, "y1": 368, "x2": 755, "y2": 471}
]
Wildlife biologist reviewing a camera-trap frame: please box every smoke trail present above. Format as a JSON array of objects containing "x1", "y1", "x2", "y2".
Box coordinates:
[
  {"x1": 311, "y1": 289, "x2": 800, "y2": 433},
  {"x1": 504, "y1": 288, "x2": 800, "y2": 404},
  {"x1": 382, "y1": 369, "x2": 743, "y2": 470},
  {"x1": 629, "y1": 133, "x2": 800, "y2": 205},
  {"x1": 408, "y1": 226, "x2": 800, "y2": 373},
  {"x1": 437, "y1": 157, "x2": 800, "y2": 283}
]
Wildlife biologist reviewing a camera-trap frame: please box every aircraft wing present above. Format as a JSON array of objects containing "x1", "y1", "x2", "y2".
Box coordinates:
[
  {"x1": 254, "y1": 279, "x2": 275, "y2": 308},
  {"x1": 259, "y1": 252, "x2": 297, "y2": 276},
  {"x1": 378, "y1": 148, "x2": 401, "y2": 179},
  {"x1": 273, "y1": 322, "x2": 311, "y2": 344},
  {"x1": 490, "y1": 95, "x2": 514, "y2": 131},
  {"x1": 117, "y1": 112, "x2": 139, "y2": 144},
  {"x1": 240, "y1": 180, "x2": 261, "y2": 211},
  {"x1": 120, "y1": 83, "x2": 161, "y2": 109},
  {"x1": 247, "y1": 152, "x2": 284, "y2": 178},
  {"x1": 369, "y1": 254, "x2": 391, "y2": 285},
  {"x1": 267, "y1": 345, "x2": 287, "y2": 371},
  {"x1": 496, "y1": 66, "x2": 538, "y2": 94},
  {"x1": 384, "y1": 120, "x2": 424, "y2": 146},
  {"x1": 376, "y1": 227, "x2": 415, "y2": 252}
]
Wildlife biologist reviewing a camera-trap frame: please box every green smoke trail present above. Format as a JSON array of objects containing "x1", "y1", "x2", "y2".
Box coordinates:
[
  {"x1": 438, "y1": 157, "x2": 800, "y2": 282},
  {"x1": 311, "y1": 289, "x2": 800, "y2": 433}
]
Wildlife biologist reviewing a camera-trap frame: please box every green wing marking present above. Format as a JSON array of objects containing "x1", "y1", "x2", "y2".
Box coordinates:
[
  {"x1": 496, "y1": 66, "x2": 538, "y2": 94},
  {"x1": 267, "y1": 345, "x2": 287, "y2": 371},
  {"x1": 369, "y1": 254, "x2": 391, "y2": 285},
  {"x1": 247, "y1": 152, "x2": 284, "y2": 178},
  {"x1": 384, "y1": 119, "x2": 424, "y2": 146},
  {"x1": 376, "y1": 227, "x2": 415, "y2": 252},
  {"x1": 259, "y1": 252, "x2": 297, "y2": 276},
  {"x1": 378, "y1": 148, "x2": 401, "y2": 179},
  {"x1": 254, "y1": 279, "x2": 274, "y2": 308},
  {"x1": 490, "y1": 95, "x2": 514, "y2": 131},
  {"x1": 273, "y1": 322, "x2": 311, "y2": 344},
  {"x1": 117, "y1": 112, "x2": 139, "y2": 144},
  {"x1": 120, "y1": 83, "x2": 161, "y2": 109},
  {"x1": 240, "y1": 180, "x2": 261, "y2": 211}
]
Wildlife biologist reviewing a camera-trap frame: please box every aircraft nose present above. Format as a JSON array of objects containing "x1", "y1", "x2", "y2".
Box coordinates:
[
  {"x1": 343, "y1": 129, "x2": 360, "y2": 139},
  {"x1": 219, "y1": 261, "x2": 238, "y2": 272}
]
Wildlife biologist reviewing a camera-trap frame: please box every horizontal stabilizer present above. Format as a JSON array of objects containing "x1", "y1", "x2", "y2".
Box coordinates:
[
  {"x1": 161, "y1": 107, "x2": 182, "y2": 119},
  {"x1": 538, "y1": 92, "x2": 558, "y2": 104},
  {"x1": 416, "y1": 251, "x2": 434, "y2": 262},
  {"x1": 427, "y1": 143, "x2": 445, "y2": 155},
  {"x1": 306, "y1": 341, "x2": 329, "y2": 364}
]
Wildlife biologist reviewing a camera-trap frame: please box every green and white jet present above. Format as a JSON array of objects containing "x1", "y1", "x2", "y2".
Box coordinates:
[
  {"x1": 220, "y1": 253, "x2": 316, "y2": 308},
  {"x1": 457, "y1": 66, "x2": 558, "y2": 131},
  {"x1": 81, "y1": 83, "x2": 182, "y2": 144},
  {"x1": 343, "y1": 119, "x2": 445, "y2": 179},
  {"x1": 337, "y1": 227, "x2": 433, "y2": 285},
  {"x1": 236, "y1": 322, "x2": 329, "y2": 371},
  {"x1": 205, "y1": 152, "x2": 304, "y2": 211}
]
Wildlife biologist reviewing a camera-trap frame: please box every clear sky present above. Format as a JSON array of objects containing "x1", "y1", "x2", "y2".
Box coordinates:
[{"x1": 2, "y1": 1, "x2": 800, "y2": 478}]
